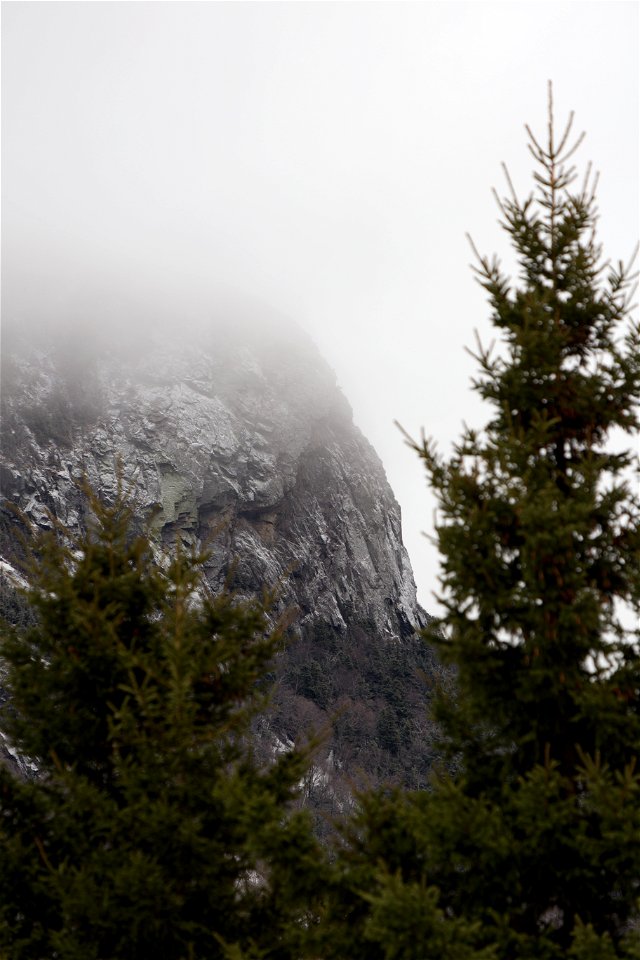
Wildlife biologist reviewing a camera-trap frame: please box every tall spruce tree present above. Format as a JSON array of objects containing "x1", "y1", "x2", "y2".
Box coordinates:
[
  {"x1": 321, "y1": 87, "x2": 640, "y2": 959},
  {"x1": 0, "y1": 484, "x2": 322, "y2": 960}
]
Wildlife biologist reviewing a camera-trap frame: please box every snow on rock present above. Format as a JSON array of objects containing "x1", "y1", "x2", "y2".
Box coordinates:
[{"x1": 0, "y1": 313, "x2": 441, "y2": 810}]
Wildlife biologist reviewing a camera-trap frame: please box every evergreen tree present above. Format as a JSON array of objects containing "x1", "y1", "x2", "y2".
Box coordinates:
[
  {"x1": 321, "y1": 87, "x2": 640, "y2": 958},
  {"x1": 0, "y1": 484, "x2": 322, "y2": 959}
]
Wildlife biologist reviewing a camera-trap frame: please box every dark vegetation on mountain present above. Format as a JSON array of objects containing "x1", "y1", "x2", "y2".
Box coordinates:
[{"x1": 0, "y1": 92, "x2": 638, "y2": 957}]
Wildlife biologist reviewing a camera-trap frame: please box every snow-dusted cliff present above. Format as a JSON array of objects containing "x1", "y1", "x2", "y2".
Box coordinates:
[{"x1": 1, "y1": 310, "x2": 442, "y2": 809}]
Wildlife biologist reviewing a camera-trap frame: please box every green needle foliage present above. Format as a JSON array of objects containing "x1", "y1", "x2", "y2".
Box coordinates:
[
  {"x1": 0, "y1": 484, "x2": 322, "y2": 960},
  {"x1": 322, "y1": 87, "x2": 640, "y2": 958}
]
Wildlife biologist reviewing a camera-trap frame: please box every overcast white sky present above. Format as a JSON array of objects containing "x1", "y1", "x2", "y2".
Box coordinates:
[{"x1": 2, "y1": 1, "x2": 638, "y2": 613}]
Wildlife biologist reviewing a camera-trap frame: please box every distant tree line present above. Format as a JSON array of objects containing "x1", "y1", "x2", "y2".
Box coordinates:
[{"x1": 1, "y1": 90, "x2": 639, "y2": 959}]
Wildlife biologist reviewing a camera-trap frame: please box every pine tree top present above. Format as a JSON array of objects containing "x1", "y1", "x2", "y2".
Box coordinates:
[{"x1": 415, "y1": 83, "x2": 640, "y2": 776}]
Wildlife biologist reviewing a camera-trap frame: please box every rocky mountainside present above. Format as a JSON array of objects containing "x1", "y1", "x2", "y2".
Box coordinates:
[{"x1": 0, "y1": 307, "x2": 444, "y2": 813}]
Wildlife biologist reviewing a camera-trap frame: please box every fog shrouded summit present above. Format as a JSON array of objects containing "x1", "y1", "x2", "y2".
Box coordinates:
[
  {"x1": 2, "y1": 2, "x2": 637, "y2": 608},
  {"x1": 1, "y1": 299, "x2": 444, "y2": 807}
]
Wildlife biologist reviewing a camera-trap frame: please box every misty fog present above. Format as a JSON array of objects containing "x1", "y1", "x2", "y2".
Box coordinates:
[{"x1": 2, "y1": 1, "x2": 638, "y2": 610}]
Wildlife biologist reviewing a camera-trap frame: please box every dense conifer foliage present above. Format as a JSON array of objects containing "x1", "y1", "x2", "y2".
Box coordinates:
[
  {"x1": 1, "y1": 91, "x2": 638, "y2": 960},
  {"x1": 321, "y1": 89, "x2": 640, "y2": 958},
  {"x1": 0, "y1": 485, "x2": 322, "y2": 959}
]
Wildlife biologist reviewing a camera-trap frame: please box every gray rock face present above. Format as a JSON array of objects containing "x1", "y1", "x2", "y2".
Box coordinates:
[{"x1": 1, "y1": 312, "x2": 441, "y2": 812}]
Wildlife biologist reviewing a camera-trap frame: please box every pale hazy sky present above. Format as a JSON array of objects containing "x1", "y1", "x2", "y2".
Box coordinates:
[{"x1": 2, "y1": 1, "x2": 638, "y2": 612}]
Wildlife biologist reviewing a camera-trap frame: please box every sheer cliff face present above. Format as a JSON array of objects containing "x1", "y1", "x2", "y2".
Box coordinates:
[{"x1": 1, "y1": 314, "x2": 440, "y2": 806}]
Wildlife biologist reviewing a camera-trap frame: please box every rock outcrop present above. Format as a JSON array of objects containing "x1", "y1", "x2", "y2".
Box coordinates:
[{"x1": 0, "y1": 307, "x2": 443, "y2": 813}]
